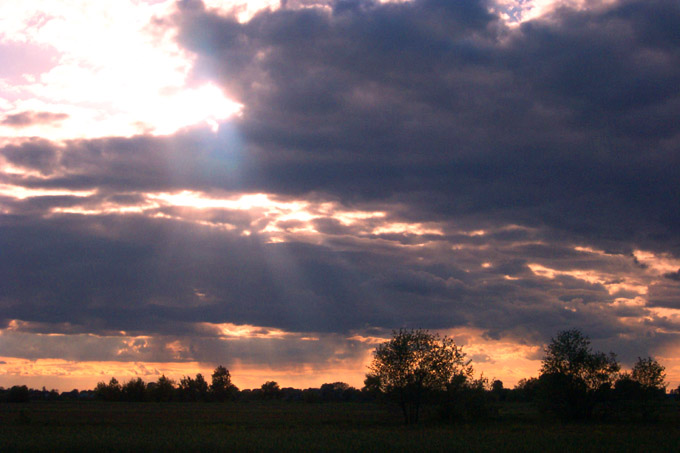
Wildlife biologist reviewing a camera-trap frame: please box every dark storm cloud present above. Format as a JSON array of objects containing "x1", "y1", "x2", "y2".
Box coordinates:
[
  {"x1": 1, "y1": 0, "x2": 679, "y2": 366},
  {"x1": 0, "y1": 209, "x2": 642, "y2": 342},
  {"x1": 0, "y1": 214, "x2": 368, "y2": 334},
  {"x1": 0, "y1": 127, "x2": 248, "y2": 193},
  {"x1": 170, "y1": 0, "x2": 680, "y2": 253},
  {"x1": 1, "y1": 138, "x2": 60, "y2": 175},
  {"x1": 0, "y1": 198, "x2": 669, "y2": 365},
  {"x1": 2, "y1": 111, "x2": 68, "y2": 128}
]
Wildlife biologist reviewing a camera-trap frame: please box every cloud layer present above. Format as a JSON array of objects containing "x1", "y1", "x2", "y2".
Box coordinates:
[{"x1": 1, "y1": 0, "x2": 680, "y2": 386}]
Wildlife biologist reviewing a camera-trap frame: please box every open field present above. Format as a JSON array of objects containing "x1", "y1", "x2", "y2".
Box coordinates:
[{"x1": 1, "y1": 401, "x2": 679, "y2": 452}]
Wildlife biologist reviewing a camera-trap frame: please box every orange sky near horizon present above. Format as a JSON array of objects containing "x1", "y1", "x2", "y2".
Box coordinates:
[
  {"x1": 2, "y1": 0, "x2": 680, "y2": 397},
  {"x1": 2, "y1": 327, "x2": 679, "y2": 392}
]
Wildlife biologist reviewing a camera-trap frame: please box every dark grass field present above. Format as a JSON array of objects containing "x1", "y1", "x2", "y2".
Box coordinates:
[{"x1": 1, "y1": 401, "x2": 679, "y2": 452}]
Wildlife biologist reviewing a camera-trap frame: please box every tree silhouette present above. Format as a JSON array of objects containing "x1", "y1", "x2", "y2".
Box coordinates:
[
  {"x1": 260, "y1": 381, "x2": 281, "y2": 400},
  {"x1": 122, "y1": 377, "x2": 146, "y2": 402},
  {"x1": 320, "y1": 382, "x2": 351, "y2": 402},
  {"x1": 610, "y1": 356, "x2": 668, "y2": 420},
  {"x1": 210, "y1": 366, "x2": 238, "y2": 402},
  {"x1": 538, "y1": 329, "x2": 619, "y2": 419},
  {"x1": 7, "y1": 385, "x2": 30, "y2": 403},
  {"x1": 148, "y1": 375, "x2": 175, "y2": 402},
  {"x1": 631, "y1": 357, "x2": 666, "y2": 392},
  {"x1": 179, "y1": 373, "x2": 209, "y2": 402},
  {"x1": 94, "y1": 377, "x2": 122, "y2": 401},
  {"x1": 491, "y1": 379, "x2": 508, "y2": 402},
  {"x1": 367, "y1": 329, "x2": 471, "y2": 424},
  {"x1": 541, "y1": 329, "x2": 619, "y2": 391},
  {"x1": 362, "y1": 374, "x2": 382, "y2": 400}
]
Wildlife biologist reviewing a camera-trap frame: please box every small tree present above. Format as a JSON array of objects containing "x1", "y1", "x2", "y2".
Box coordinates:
[
  {"x1": 491, "y1": 379, "x2": 508, "y2": 402},
  {"x1": 148, "y1": 375, "x2": 175, "y2": 402},
  {"x1": 631, "y1": 357, "x2": 666, "y2": 392},
  {"x1": 320, "y1": 382, "x2": 351, "y2": 402},
  {"x1": 367, "y1": 329, "x2": 471, "y2": 424},
  {"x1": 362, "y1": 374, "x2": 382, "y2": 400},
  {"x1": 179, "y1": 373, "x2": 209, "y2": 402},
  {"x1": 94, "y1": 377, "x2": 122, "y2": 402},
  {"x1": 122, "y1": 377, "x2": 147, "y2": 402},
  {"x1": 260, "y1": 381, "x2": 281, "y2": 400},
  {"x1": 210, "y1": 366, "x2": 238, "y2": 402},
  {"x1": 7, "y1": 385, "x2": 30, "y2": 403},
  {"x1": 511, "y1": 377, "x2": 540, "y2": 402}
]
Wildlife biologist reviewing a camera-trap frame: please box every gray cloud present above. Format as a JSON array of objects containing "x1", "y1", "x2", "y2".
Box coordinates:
[
  {"x1": 165, "y1": 0, "x2": 680, "y2": 252},
  {"x1": 1, "y1": 0, "x2": 679, "y2": 368},
  {"x1": 2, "y1": 111, "x2": 68, "y2": 128},
  {"x1": 0, "y1": 207, "x2": 663, "y2": 356},
  {"x1": 0, "y1": 328, "x2": 371, "y2": 369}
]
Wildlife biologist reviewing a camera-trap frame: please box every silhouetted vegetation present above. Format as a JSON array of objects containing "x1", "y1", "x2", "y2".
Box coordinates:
[
  {"x1": 1, "y1": 398, "x2": 679, "y2": 452},
  {"x1": 366, "y1": 329, "x2": 482, "y2": 424},
  {"x1": 6, "y1": 385, "x2": 30, "y2": 403},
  {"x1": 177, "y1": 373, "x2": 209, "y2": 402},
  {"x1": 535, "y1": 329, "x2": 620, "y2": 420},
  {"x1": 1, "y1": 327, "x2": 677, "y2": 443}
]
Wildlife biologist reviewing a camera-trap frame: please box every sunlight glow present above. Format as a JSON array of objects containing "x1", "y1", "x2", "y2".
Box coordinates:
[
  {"x1": 0, "y1": 183, "x2": 96, "y2": 200},
  {"x1": 0, "y1": 1, "x2": 241, "y2": 140},
  {"x1": 0, "y1": 0, "x2": 616, "y2": 142},
  {"x1": 210, "y1": 322, "x2": 295, "y2": 339},
  {"x1": 492, "y1": 0, "x2": 619, "y2": 25},
  {"x1": 203, "y1": 0, "x2": 281, "y2": 22},
  {"x1": 52, "y1": 204, "x2": 154, "y2": 216},
  {"x1": 372, "y1": 223, "x2": 444, "y2": 236},
  {"x1": 46, "y1": 189, "x2": 441, "y2": 244}
]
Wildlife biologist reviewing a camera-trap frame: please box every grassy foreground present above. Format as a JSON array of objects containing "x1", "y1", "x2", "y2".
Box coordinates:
[{"x1": 1, "y1": 401, "x2": 679, "y2": 452}]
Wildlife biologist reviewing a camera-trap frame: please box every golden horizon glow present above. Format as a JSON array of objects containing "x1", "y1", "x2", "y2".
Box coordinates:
[{"x1": 3, "y1": 322, "x2": 680, "y2": 392}]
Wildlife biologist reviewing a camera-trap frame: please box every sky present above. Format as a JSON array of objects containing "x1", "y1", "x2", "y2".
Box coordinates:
[{"x1": 1, "y1": 0, "x2": 679, "y2": 392}]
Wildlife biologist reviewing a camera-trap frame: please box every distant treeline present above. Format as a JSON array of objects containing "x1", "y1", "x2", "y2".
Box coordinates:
[
  {"x1": 0, "y1": 365, "x2": 373, "y2": 404},
  {"x1": 2, "y1": 329, "x2": 680, "y2": 425},
  {"x1": 0, "y1": 371, "x2": 372, "y2": 404}
]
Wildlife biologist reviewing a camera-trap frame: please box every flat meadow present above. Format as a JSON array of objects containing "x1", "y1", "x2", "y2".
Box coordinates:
[{"x1": 1, "y1": 401, "x2": 679, "y2": 452}]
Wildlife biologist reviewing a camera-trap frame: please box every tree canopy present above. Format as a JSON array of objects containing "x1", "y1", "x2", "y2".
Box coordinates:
[
  {"x1": 210, "y1": 366, "x2": 238, "y2": 402},
  {"x1": 538, "y1": 329, "x2": 620, "y2": 419},
  {"x1": 631, "y1": 357, "x2": 666, "y2": 391},
  {"x1": 541, "y1": 328, "x2": 619, "y2": 391},
  {"x1": 367, "y1": 329, "x2": 472, "y2": 424}
]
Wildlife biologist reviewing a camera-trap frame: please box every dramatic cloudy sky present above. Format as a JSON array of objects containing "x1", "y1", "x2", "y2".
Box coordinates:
[{"x1": 1, "y1": 0, "x2": 679, "y2": 391}]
